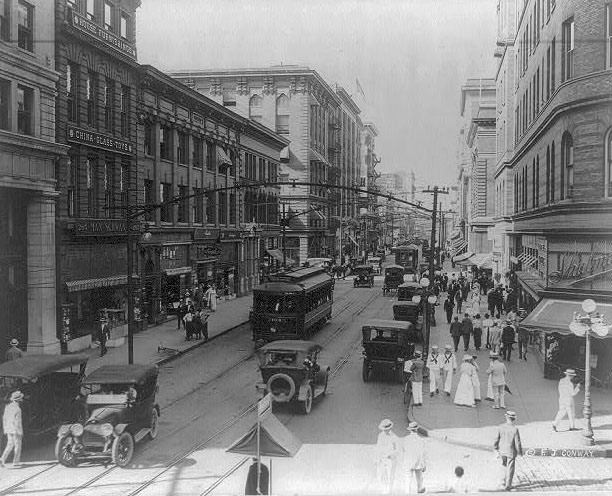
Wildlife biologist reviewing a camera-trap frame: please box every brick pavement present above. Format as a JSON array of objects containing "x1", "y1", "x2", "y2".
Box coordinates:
[{"x1": 82, "y1": 293, "x2": 251, "y2": 373}]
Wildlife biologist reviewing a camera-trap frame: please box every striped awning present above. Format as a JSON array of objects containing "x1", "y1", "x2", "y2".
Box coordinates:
[
  {"x1": 450, "y1": 239, "x2": 467, "y2": 257},
  {"x1": 517, "y1": 252, "x2": 538, "y2": 268},
  {"x1": 66, "y1": 275, "x2": 137, "y2": 292},
  {"x1": 453, "y1": 251, "x2": 475, "y2": 263}
]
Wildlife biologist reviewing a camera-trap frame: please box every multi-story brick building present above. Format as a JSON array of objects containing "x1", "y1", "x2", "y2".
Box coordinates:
[
  {"x1": 0, "y1": 0, "x2": 67, "y2": 356},
  {"x1": 453, "y1": 79, "x2": 496, "y2": 260},
  {"x1": 135, "y1": 65, "x2": 287, "y2": 323},
  {"x1": 170, "y1": 66, "x2": 342, "y2": 265},
  {"x1": 54, "y1": 0, "x2": 141, "y2": 349},
  {"x1": 495, "y1": 0, "x2": 612, "y2": 381},
  {"x1": 359, "y1": 122, "x2": 380, "y2": 255}
]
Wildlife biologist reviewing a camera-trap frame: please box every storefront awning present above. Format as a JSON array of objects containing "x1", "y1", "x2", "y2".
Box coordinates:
[
  {"x1": 266, "y1": 249, "x2": 284, "y2": 262},
  {"x1": 450, "y1": 240, "x2": 467, "y2": 257},
  {"x1": 517, "y1": 252, "x2": 538, "y2": 268},
  {"x1": 216, "y1": 147, "x2": 233, "y2": 168},
  {"x1": 520, "y1": 298, "x2": 612, "y2": 337},
  {"x1": 164, "y1": 266, "x2": 192, "y2": 277},
  {"x1": 453, "y1": 251, "x2": 474, "y2": 263},
  {"x1": 66, "y1": 275, "x2": 137, "y2": 292},
  {"x1": 470, "y1": 253, "x2": 494, "y2": 269}
]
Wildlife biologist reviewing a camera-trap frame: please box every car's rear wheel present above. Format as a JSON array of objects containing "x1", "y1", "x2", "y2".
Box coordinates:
[
  {"x1": 112, "y1": 432, "x2": 134, "y2": 467},
  {"x1": 55, "y1": 436, "x2": 77, "y2": 467},
  {"x1": 362, "y1": 360, "x2": 370, "y2": 382},
  {"x1": 300, "y1": 386, "x2": 313, "y2": 414},
  {"x1": 149, "y1": 409, "x2": 159, "y2": 440}
]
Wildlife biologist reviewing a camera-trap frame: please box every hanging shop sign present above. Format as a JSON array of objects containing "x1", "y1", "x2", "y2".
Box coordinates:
[
  {"x1": 68, "y1": 9, "x2": 137, "y2": 59},
  {"x1": 547, "y1": 239, "x2": 612, "y2": 284},
  {"x1": 70, "y1": 219, "x2": 141, "y2": 236},
  {"x1": 67, "y1": 126, "x2": 133, "y2": 155},
  {"x1": 193, "y1": 243, "x2": 221, "y2": 260}
]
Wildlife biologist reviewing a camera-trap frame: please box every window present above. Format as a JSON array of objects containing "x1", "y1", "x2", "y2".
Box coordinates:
[
  {"x1": 258, "y1": 157, "x2": 265, "y2": 181},
  {"x1": 144, "y1": 179, "x2": 154, "y2": 221},
  {"x1": 120, "y1": 159, "x2": 128, "y2": 211},
  {"x1": 86, "y1": 72, "x2": 97, "y2": 127},
  {"x1": 104, "y1": 1, "x2": 113, "y2": 31},
  {"x1": 546, "y1": 146, "x2": 550, "y2": 203},
  {"x1": 206, "y1": 141, "x2": 215, "y2": 171},
  {"x1": 535, "y1": 156, "x2": 540, "y2": 207},
  {"x1": 193, "y1": 188, "x2": 203, "y2": 223},
  {"x1": 17, "y1": 85, "x2": 33, "y2": 135},
  {"x1": 17, "y1": 1, "x2": 33, "y2": 51},
  {"x1": 551, "y1": 141, "x2": 556, "y2": 202},
  {"x1": 249, "y1": 95, "x2": 262, "y2": 123},
  {"x1": 86, "y1": 0, "x2": 95, "y2": 20},
  {"x1": 0, "y1": 79, "x2": 9, "y2": 130},
  {"x1": 218, "y1": 191, "x2": 227, "y2": 224},
  {"x1": 67, "y1": 155, "x2": 76, "y2": 217},
  {"x1": 222, "y1": 88, "x2": 236, "y2": 107},
  {"x1": 546, "y1": 47, "x2": 551, "y2": 100},
  {"x1": 85, "y1": 157, "x2": 95, "y2": 217},
  {"x1": 276, "y1": 94, "x2": 289, "y2": 134},
  {"x1": 177, "y1": 185, "x2": 188, "y2": 223},
  {"x1": 120, "y1": 12, "x2": 129, "y2": 39},
  {"x1": 206, "y1": 192, "x2": 215, "y2": 224},
  {"x1": 143, "y1": 121, "x2": 153, "y2": 156},
  {"x1": 104, "y1": 79, "x2": 114, "y2": 131},
  {"x1": 177, "y1": 132, "x2": 188, "y2": 164},
  {"x1": 562, "y1": 18, "x2": 574, "y2": 82},
  {"x1": 551, "y1": 37, "x2": 556, "y2": 92},
  {"x1": 606, "y1": 3, "x2": 612, "y2": 70},
  {"x1": 229, "y1": 193, "x2": 236, "y2": 225},
  {"x1": 1, "y1": 0, "x2": 10, "y2": 41},
  {"x1": 192, "y1": 136, "x2": 203, "y2": 168},
  {"x1": 103, "y1": 159, "x2": 112, "y2": 218},
  {"x1": 159, "y1": 182, "x2": 172, "y2": 222},
  {"x1": 120, "y1": 85, "x2": 129, "y2": 136},
  {"x1": 160, "y1": 126, "x2": 172, "y2": 160},
  {"x1": 229, "y1": 150, "x2": 236, "y2": 177},
  {"x1": 606, "y1": 129, "x2": 612, "y2": 197}
]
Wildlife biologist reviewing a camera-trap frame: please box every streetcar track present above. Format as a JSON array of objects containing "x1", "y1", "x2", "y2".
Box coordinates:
[{"x1": 1, "y1": 285, "x2": 377, "y2": 496}]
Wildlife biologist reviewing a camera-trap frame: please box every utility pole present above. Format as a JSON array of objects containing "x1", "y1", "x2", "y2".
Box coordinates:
[
  {"x1": 421, "y1": 186, "x2": 449, "y2": 358},
  {"x1": 281, "y1": 203, "x2": 287, "y2": 269}
]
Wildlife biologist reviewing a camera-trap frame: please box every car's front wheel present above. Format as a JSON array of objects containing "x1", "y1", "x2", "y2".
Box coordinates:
[
  {"x1": 149, "y1": 409, "x2": 159, "y2": 440},
  {"x1": 300, "y1": 386, "x2": 313, "y2": 414},
  {"x1": 362, "y1": 360, "x2": 370, "y2": 382},
  {"x1": 55, "y1": 436, "x2": 77, "y2": 467},
  {"x1": 112, "y1": 432, "x2": 134, "y2": 467}
]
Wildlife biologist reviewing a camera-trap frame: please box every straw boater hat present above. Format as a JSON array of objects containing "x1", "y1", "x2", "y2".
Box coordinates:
[
  {"x1": 489, "y1": 351, "x2": 499, "y2": 359},
  {"x1": 10, "y1": 391, "x2": 24, "y2": 402},
  {"x1": 9, "y1": 338, "x2": 19, "y2": 346},
  {"x1": 407, "y1": 421, "x2": 419, "y2": 432},
  {"x1": 564, "y1": 369, "x2": 577, "y2": 377},
  {"x1": 505, "y1": 410, "x2": 517, "y2": 420},
  {"x1": 378, "y1": 419, "x2": 394, "y2": 431},
  {"x1": 444, "y1": 344, "x2": 452, "y2": 351},
  {"x1": 431, "y1": 345, "x2": 439, "y2": 352},
  {"x1": 463, "y1": 354, "x2": 472, "y2": 361},
  {"x1": 413, "y1": 350, "x2": 422, "y2": 358}
]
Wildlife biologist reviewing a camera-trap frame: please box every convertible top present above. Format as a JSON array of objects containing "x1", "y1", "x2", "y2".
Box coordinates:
[
  {"x1": 385, "y1": 265, "x2": 404, "y2": 271},
  {"x1": 84, "y1": 364, "x2": 159, "y2": 385},
  {"x1": 0, "y1": 354, "x2": 89, "y2": 380},
  {"x1": 362, "y1": 319, "x2": 413, "y2": 331},
  {"x1": 258, "y1": 340, "x2": 322, "y2": 354},
  {"x1": 399, "y1": 281, "x2": 422, "y2": 289}
]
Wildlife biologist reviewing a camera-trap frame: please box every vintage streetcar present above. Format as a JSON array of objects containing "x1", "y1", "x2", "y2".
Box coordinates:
[
  {"x1": 0, "y1": 354, "x2": 89, "y2": 439},
  {"x1": 55, "y1": 364, "x2": 160, "y2": 468},
  {"x1": 256, "y1": 340, "x2": 329, "y2": 414},
  {"x1": 361, "y1": 320, "x2": 421, "y2": 383},
  {"x1": 251, "y1": 266, "x2": 335, "y2": 346},
  {"x1": 393, "y1": 243, "x2": 422, "y2": 275}
]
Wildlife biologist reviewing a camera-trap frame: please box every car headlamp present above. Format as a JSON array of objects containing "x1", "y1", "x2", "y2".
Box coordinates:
[
  {"x1": 70, "y1": 423, "x2": 84, "y2": 436},
  {"x1": 100, "y1": 423, "x2": 114, "y2": 437}
]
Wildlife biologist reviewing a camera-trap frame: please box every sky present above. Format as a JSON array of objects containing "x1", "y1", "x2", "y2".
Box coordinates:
[{"x1": 136, "y1": 0, "x2": 498, "y2": 187}]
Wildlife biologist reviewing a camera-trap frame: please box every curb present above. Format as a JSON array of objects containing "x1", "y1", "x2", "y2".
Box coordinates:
[{"x1": 153, "y1": 319, "x2": 250, "y2": 366}]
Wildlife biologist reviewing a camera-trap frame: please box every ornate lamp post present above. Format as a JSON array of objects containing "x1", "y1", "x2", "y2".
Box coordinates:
[
  {"x1": 568, "y1": 299, "x2": 610, "y2": 445},
  {"x1": 412, "y1": 277, "x2": 438, "y2": 358}
]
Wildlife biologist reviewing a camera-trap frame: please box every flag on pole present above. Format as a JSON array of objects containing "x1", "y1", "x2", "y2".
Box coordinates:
[{"x1": 355, "y1": 78, "x2": 366, "y2": 99}]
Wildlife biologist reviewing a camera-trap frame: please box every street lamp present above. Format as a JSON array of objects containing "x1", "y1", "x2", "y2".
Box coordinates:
[
  {"x1": 412, "y1": 277, "x2": 438, "y2": 357},
  {"x1": 568, "y1": 299, "x2": 610, "y2": 445}
]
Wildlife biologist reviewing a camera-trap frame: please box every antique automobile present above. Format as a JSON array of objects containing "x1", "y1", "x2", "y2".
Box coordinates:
[
  {"x1": 397, "y1": 281, "x2": 423, "y2": 302},
  {"x1": 393, "y1": 301, "x2": 424, "y2": 331},
  {"x1": 367, "y1": 257, "x2": 382, "y2": 274},
  {"x1": 55, "y1": 364, "x2": 160, "y2": 468},
  {"x1": 376, "y1": 249, "x2": 386, "y2": 262},
  {"x1": 361, "y1": 320, "x2": 421, "y2": 383},
  {"x1": 353, "y1": 265, "x2": 375, "y2": 288},
  {"x1": 0, "y1": 354, "x2": 89, "y2": 439},
  {"x1": 382, "y1": 265, "x2": 405, "y2": 295},
  {"x1": 256, "y1": 340, "x2": 329, "y2": 414}
]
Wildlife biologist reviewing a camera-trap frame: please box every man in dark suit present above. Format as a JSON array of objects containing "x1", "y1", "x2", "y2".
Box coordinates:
[{"x1": 494, "y1": 410, "x2": 523, "y2": 491}]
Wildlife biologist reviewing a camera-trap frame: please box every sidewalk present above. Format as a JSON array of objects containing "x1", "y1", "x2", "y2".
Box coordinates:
[
  {"x1": 82, "y1": 294, "x2": 252, "y2": 373},
  {"x1": 412, "y1": 272, "x2": 612, "y2": 456}
]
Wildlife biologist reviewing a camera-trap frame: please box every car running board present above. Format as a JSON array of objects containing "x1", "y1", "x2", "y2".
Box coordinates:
[{"x1": 133, "y1": 428, "x2": 151, "y2": 443}]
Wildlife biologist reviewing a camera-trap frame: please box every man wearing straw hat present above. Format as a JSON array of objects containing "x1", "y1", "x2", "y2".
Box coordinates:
[
  {"x1": 4, "y1": 339, "x2": 23, "y2": 362},
  {"x1": 403, "y1": 421, "x2": 427, "y2": 493},
  {"x1": 493, "y1": 410, "x2": 523, "y2": 491},
  {"x1": 552, "y1": 368, "x2": 581, "y2": 432},
  {"x1": 486, "y1": 351, "x2": 507, "y2": 409},
  {"x1": 376, "y1": 419, "x2": 399, "y2": 492},
  {"x1": 1, "y1": 390, "x2": 24, "y2": 468}
]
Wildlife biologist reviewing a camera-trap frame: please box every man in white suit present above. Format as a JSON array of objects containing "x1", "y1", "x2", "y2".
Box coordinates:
[{"x1": 553, "y1": 368, "x2": 581, "y2": 432}]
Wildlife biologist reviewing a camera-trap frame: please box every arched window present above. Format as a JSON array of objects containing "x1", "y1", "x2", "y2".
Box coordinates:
[
  {"x1": 546, "y1": 146, "x2": 550, "y2": 204},
  {"x1": 249, "y1": 95, "x2": 262, "y2": 123},
  {"x1": 532, "y1": 158, "x2": 536, "y2": 209},
  {"x1": 561, "y1": 132, "x2": 574, "y2": 198},
  {"x1": 275, "y1": 94, "x2": 289, "y2": 134},
  {"x1": 551, "y1": 141, "x2": 556, "y2": 202},
  {"x1": 605, "y1": 128, "x2": 612, "y2": 198},
  {"x1": 535, "y1": 155, "x2": 540, "y2": 208}
]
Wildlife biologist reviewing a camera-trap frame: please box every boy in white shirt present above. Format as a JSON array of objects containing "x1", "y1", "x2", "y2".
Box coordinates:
[{"x1": 446, "y1": 465, "x2": 470, "y2": 493}]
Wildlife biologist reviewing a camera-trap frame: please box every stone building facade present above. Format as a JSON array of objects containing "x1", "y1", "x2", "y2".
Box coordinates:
[
  {"x1": 0, "y1": 0, "x2": 67, "y2": 356},
  {"x1": 170, "y1": 67, "x2": 342, "y2": 265}
]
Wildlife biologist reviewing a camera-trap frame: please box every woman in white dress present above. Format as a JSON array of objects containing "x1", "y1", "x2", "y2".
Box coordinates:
[
  {"x1": 205, "y1": 284, "x2": 217, "y2": 312},
  {"x1": 454, "y1": 355, "x2": 476, "y2": 407}
]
